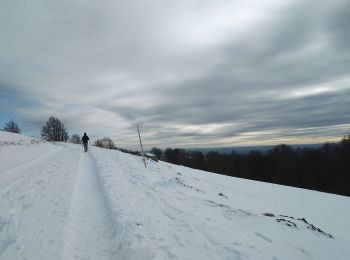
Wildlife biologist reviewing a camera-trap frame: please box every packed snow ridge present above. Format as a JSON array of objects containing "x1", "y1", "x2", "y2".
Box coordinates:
[{"x1": 0, "y1": 131, "x2": 349, "y2": 260}]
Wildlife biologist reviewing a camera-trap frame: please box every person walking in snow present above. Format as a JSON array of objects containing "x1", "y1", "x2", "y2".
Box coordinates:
[{"x1": 81, "y1": 132, "x2": 89, "y2": 152}]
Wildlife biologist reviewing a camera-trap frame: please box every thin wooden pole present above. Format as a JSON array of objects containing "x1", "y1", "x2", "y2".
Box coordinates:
[{"x1": 137, "y1": 124, "x2": 147, "y2": 168}]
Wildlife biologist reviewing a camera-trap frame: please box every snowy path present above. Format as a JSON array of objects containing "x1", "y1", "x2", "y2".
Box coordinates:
[
  {"x1": 62, "y1": 152, "x2": 117, "y2": 260},
  {"x1": 0, "y1": 142, "x2": 130, "y2": 260}
]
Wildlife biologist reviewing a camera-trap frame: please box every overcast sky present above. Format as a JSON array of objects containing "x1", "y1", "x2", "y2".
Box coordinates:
[{"x1": 1, "y1": 0, "x2": 350, "y2": 149}]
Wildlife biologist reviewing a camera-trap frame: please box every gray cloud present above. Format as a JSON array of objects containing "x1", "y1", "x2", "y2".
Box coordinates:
[{"x1": 1, "y1": 0, "x2": 350, "y2": 149}]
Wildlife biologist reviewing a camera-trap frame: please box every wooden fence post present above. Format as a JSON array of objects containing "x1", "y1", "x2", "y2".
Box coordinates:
[{"x1": 137, "y1": 124, "x2": 147, "y2": 168}]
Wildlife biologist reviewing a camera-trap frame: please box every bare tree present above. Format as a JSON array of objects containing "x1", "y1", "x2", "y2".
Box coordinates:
[
  {"x1": 3, "y1": 120, "x2": 21, "y2": 133},
  {"x1": 70, "y1": 134, "x2": 81, "y2": 144},
  {"x1": 93, "y1": 137, "x2": 116, "y2": 149},
  {"x1": 41, "y1": 116, "x2": 69, "y2": 142}
]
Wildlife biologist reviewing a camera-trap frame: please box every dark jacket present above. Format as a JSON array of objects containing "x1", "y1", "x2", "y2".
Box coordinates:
[{"x1": 82, "y1": 134, "x2": 89, "y2": 143}]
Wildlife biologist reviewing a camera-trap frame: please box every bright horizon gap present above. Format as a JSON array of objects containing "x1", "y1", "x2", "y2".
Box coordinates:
[{"x1": 2, "y1": 121, "x2": 349, "y2": 151}]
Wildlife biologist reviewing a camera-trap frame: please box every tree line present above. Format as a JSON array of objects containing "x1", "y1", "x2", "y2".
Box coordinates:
[{"x1": 150, "y1": 136, "x2": 350, "y2": 196}]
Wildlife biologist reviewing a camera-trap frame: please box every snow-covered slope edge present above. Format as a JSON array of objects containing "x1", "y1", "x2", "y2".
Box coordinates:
[
  {"x1": 0, "y1": 132, "x2": 349, "y2": 260},
  {"x1": 0, "y1": 130, "x2": 43, "y2": 147}
]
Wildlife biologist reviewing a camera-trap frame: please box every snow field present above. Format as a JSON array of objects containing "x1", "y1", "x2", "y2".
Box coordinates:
[
  {"x1": 0, "y1": 131, "x2": 350, "y2": 260},
  {"x1": 0, "y1": 143, "x2": 80, "y2": 259}
]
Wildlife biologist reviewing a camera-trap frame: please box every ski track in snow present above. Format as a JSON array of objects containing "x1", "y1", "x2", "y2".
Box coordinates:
[{"x1": 62, "y1": 152, "x2": 118, "y2": 260}]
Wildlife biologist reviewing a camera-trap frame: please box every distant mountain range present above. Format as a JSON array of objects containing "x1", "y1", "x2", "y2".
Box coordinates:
[{"x1": 185, "y1": 143, "x2": 324, "y2": 154}]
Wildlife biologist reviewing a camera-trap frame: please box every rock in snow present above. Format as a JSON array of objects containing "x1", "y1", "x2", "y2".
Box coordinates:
[{"x1": 0, "y1": 131, "x2": 349, "y2": 260}]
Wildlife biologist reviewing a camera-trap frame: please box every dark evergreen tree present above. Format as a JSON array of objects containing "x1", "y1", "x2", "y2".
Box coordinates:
[
  {"x1": 191, "y1": 151, "x2": 206, "y2": 170},
  {"x1": 150, "y1": 147, "x2": 163, "y2": 160},
  {"x1": 164, "y1": 148, "x2": 175, "y2": 163}
]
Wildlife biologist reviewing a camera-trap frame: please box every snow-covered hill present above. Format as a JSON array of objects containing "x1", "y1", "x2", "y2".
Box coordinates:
[{"x1": 0, "y1": 131, "x2": 349, "y2": 260}]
